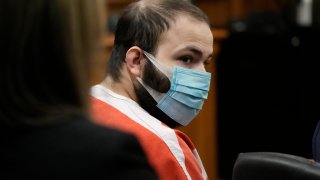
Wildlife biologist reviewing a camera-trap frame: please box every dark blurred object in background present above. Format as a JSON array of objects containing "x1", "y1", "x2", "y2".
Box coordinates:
[
  {"x1": 313, "y1": 0, "x2": 320, "y2": 30},
  {"x1": 217, "y1": 0, "x2": 320, "y2": 179}
]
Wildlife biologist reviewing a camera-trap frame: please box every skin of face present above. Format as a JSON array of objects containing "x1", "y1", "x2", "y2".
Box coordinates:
[{"x1": 154, "y1": 13, "x2": 213, "y2": 72}]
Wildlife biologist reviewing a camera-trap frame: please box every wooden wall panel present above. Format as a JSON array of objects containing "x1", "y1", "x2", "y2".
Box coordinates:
[
  {"x1": 196, "y1": 1, "x2": 231, "y2": 27},
  {"x1": 196, "y1": 0, "x2": 290, "y2": 28}
]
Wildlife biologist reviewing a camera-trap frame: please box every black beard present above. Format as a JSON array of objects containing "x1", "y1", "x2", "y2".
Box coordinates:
[{"x1": 134, "y1": 61, "x2": 180, "y2": 128}]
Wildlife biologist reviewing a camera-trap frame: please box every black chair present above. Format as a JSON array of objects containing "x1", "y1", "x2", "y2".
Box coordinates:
[{"x1": 232, "y1": 152, "x2": 320, "y2": 180}]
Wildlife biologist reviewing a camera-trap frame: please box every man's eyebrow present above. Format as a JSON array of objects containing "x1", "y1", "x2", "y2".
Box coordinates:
[{"x1": 178, "y1": 46, "x2": 213, "y2": 60}]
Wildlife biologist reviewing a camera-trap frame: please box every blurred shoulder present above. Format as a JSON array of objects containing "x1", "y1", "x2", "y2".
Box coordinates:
[
  {"x1": 34, "y1": 116, "x2": 142, "y2": 153},
  {"x1": 1, "y1": 115, "x2": 158, "y2": 179}
]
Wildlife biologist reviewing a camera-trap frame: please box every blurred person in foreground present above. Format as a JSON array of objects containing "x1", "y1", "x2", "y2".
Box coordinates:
[
  {"x1": 0, "y1": 0, "x2": 157, "y2": 179},
  {"x1": 90, "y1": 0, "x2": 213, "y2": 179}
]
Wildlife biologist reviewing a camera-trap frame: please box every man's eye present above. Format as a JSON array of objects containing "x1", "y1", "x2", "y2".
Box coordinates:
[{"x1": 180, "y1": 56, "x2": 193, "y2": 63}]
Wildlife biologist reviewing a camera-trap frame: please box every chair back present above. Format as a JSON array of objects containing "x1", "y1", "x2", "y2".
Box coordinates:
[{"x1": 232, "y1": 152, "x2": 320, "y2": 180}]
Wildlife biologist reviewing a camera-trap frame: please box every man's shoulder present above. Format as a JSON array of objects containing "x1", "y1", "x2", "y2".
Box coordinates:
[{"x1": 90, "y1": 96, "x2": 131, "y2": 122}]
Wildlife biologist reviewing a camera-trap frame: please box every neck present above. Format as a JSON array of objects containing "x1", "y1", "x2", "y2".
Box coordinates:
[{"x1": 100, "y1": 74, "x2": 138, "y2": 101}]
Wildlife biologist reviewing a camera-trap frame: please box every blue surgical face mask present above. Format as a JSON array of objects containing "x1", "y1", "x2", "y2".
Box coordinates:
[{"x1": 137, "y1": 51, "x2": 211, "y2": 126}]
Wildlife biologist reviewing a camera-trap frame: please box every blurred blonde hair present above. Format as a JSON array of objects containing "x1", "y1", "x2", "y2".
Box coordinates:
[
  {"x1": 59, "y1": 0, "x2": 106, "y2": 108},
  {"x1": 0, "y1": 0, "x2": 106, "y2": 126}
]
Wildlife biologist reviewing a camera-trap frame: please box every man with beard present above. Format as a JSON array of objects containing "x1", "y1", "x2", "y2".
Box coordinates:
[{"x1": 90, "y1": 0, "x2": 213, "y2": 179}]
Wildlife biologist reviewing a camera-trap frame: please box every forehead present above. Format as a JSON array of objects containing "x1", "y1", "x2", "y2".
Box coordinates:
[{"x1": 156, "y1": 14, "x2": 213, "y2": 55}]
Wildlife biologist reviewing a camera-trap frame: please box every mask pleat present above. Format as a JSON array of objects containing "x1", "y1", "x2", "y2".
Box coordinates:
[
  {"x1": 167, "y1": 90, "x2": 204, "y2": 109},
  {"x1": 157, "y1": 95, "x2": 199, "y2": 126},
  {"x1": 174, "y1": 85, "x2": 209, "y2": 99}
]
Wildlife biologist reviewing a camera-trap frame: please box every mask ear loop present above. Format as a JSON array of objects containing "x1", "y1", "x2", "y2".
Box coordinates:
[
  {"x1": 143, "y1": 51, "x2": 173, "y2": 82},
  {"x1": 136, "y1": 78, "x2": 165, "y2": 102},
  {"x1": 136, "y1": 51, "x2": 173, "y2": 102}
]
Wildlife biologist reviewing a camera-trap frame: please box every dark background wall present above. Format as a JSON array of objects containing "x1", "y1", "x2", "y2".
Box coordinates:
[{"x1": 216, "y1": 17, "x2": 320, "y2": 179}]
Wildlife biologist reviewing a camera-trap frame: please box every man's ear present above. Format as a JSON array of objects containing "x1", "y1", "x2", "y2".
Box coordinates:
[{"x1": 125, "y1": 46, "x2": 144, "y2": 77}]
